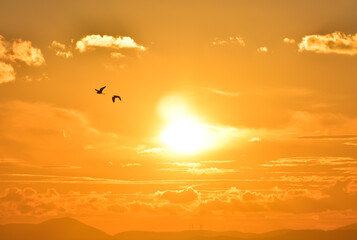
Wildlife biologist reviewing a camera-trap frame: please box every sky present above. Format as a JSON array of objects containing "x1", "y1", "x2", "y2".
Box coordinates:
[{"x1": 1, "y1": 0, "x2": 357, "y2": 234}]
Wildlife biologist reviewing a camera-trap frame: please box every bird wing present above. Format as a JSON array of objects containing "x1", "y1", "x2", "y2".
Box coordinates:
[
  {"x1": 112, "y1": 95, "x2": 121, "y2": 103},
  {"x1": 99, "y1": 86, "x2": 106, "y2": 91}
]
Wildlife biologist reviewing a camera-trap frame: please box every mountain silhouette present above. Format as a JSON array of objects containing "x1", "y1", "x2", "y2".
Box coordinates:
[
  {"x1": 1, "y1": 217, "x2": 357, "y2": 240},
  {"x1": 113, "y1": 229, "x2": 292, "y2": 240},
  {"x1": 0, "y1": 217, "x2": 110, "y2": 240},
  {"x1": 114, "y1": 230, "x2": 257, "y2": 240},
  {"x1": 335, "y1": 222, "x2": 357, "y2": 231}
]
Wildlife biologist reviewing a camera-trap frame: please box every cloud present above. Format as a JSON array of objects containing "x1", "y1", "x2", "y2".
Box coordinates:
[
  {"x1": 110, "y1": 52, "x2": 125, "y2": 58},
  {"x1": 0, "y1": 36, "x2": 45, "y2": 65},
  {"x1": 0, "y1": 187, "x2": 61, "y2": 216},
  {"x1": 0, "y1": 36, "x2": 46, "y2": 83},
  {"x1": 156, "y1": 187, "x2": 199, "y2": 204},
  {"x1": 199, "y1": 181, "x2": 357, "y2": 214},
  {"x1": 297, "y1": 135, "x2": 357, "y2": 146},
  {"x1": 298, "y1": 32, "x2": 357, "y2": 55},
  {"x1": 106, "y1": 204, "x2": 128, "y2": 213},
  {"x1": 0, "y1": 36, "x2": 9, "y2": 59},
  {"x1": 257, "y1": 46, "x2": 268, "y2": 53},
  {"x1": 211, "y1": 36, "x2": 246, "y2": 46},
  {"x1": 3, "y1": 180, "x2": 357, "y2": 221},
  {"x1": 170, "y1": 162, "x2": 202, "y2": 167},
  {"x1": 297, "y1": 135, "x2": 357, "y2": 140},
  {"x1": 0, "y1": 101, "x2": 134, "y2": 166},
  {"x1": 285, "y1": 111, "x2": 357, "y2": 138},
  {"x1": 0, "y1": 62, "x2": 15, "y2": 84},
  {"x1": 0, "y1": 158, "x2": 23, "y2": 167},
  {"x1": 136, "y1": 147, "x2": 167, "y2": 154},
  {"x1": 345, "y1": 141, "x2": 357, "y2": 146},
  {"x1": 248, "y1": 137, "x2": 261, "y2": 142},
  {"x1": 0, "y1": 187, "x2": 121, "y2": 217},
  {"x1": 49, "y1": 41, "x2": 73, "y2": 58},
  {"x1": 55, "y1": 51, "x2": 73, "y2": 58},
  {"x1": 261, "y1": 156, "x2": 356, "y2": 167},
  {"x1": 283, "y1": 38, "x2": 296, "y2": 44},
  {"x1": 12, "y1": 40, "x2": 45, "y2": 66},
  {"x1": 0, "y1": 186, "x2": 196, "y2": 218},
  {"x1": 120, "y1": 163, "x2": 141, "y2": 168},
  {"x1": 187, "y1": 167, "x2": 236, "y2": 175},
  {"x1": 42, "y1": 165, "x2": 82, "y2": 169},
  {"x1": 205, "y1": 87, "x2": 240, "y2": 97},
  {"x1": 347, "y1": 180, "x2": 357, "y2": 193},
  {"x1": 76, "y1": 34, "x2": 146, "y2": 52},
  {"x1": 50, "y1": 41, "x2": 66, "y2": 50}
]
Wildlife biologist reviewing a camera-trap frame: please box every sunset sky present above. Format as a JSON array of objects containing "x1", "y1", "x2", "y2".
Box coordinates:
[{"x1": 1, "y1": 0, "x2": 357, "y2": 234}]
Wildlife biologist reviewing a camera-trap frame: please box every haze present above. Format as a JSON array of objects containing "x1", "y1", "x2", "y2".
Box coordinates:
[{"x1": 1, "y1": 0, "x2": 357, "y2": 235}]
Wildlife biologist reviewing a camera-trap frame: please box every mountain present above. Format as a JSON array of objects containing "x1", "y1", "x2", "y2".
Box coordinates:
[
  {"x1": 114, "y1": 230, "x2": 258, "y2": 240},
  {"x1": 258, "y1": 229, "x2": 357, "y2": 240},
  {"x1": 113, "y1": 229, "x2": 292, "y2": 240},
  {"x1": 0, "y1": 217, "x2": 111, "y2": 240},
  {"x1": 335, "y1": 222, "x2": 357, "y2": 231},
  {"x1": 1, "y1": 217, "x2": 357, "y2": 240}
]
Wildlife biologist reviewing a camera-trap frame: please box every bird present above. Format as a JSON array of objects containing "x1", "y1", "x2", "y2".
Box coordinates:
[
  {"x1": 95, "y1": 86, "x2": 106, "y2": 94},
  {"x1": 112, "y1": 95, "x2": 121, "y2": 103}
]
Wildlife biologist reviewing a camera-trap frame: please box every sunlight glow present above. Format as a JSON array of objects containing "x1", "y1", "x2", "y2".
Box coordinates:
[
  {"x1": 157, "y1": 94, "x2": 242, "y2": 155},
  {"x1": 160, "y1": 117, "x2": 211, "y2": 155}
]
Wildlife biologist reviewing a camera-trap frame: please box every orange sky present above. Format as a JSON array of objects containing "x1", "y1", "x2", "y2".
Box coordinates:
[{"x1": 1, "y1": 0, "x2": 357, "y2": 234}]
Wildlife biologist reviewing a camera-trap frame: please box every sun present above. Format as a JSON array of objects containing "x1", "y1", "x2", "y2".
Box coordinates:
[
  {"x1": 158, "y1": 94, "x2": 215, "y2": 155},
  {"x1": 160, "y1": 117, "x2": 211, "y2": 155}
]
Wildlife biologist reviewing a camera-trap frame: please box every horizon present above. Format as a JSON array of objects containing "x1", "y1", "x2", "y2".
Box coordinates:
[
  {"x1": 1, "y1": 0, "x2": 357, "y2": 237},
  {"x1": 1, "y1": 216, "x2": 356, "y2": 235}
]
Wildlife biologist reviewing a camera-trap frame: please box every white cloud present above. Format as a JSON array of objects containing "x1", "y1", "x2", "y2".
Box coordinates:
[
  {"x1": 50, "y1": 41, "x2": 66, "y2": 50},
  {"x1": 283, "y1": 38, "x2": 296, "y2": 44},
  {"x1": 137, "y1": 147, "x2": 167, "y2": 154},
  {"x1": 110, "y1": 52, "x2": 125, "y2": 58},
  {"x1": 76, "y1": 34, "x2": 146, "y2": 52},
  {"x1": 55, "y1": 51, "x2": 72, "y2": 58},
  {"x1": 49, "y1": 41, "x2": 73, "y2": 58},
  {"x1": 298, "y1": 32, "x2": 357, "y2": 55},
  {"x1": 212, "y1": 36, "x2": 246, "y2": 46},
  {"x1": 155, "y1": 187, "x2": 199, "y2": 204},
  {"x1": 257, "y1": 46, "x2": 268, "y2": 53},
  {"x1": 188, "y1": 167, "x2": 236, "y2": 175},
  {"x1": 0, "y1": 36, "x2": 46, "y2": 84},
  {"x1": 12, "y1": 40, "x2": 45, "y2": 66},
  {"x1": 0, "y1": 62, "x2": 15, "y2": 84},
  {"x1": 120, "y1": 163, "x2": 141, "y2": 167},
  {"x1": 248, "y1": 137, "x2": 261, "y2": 142}
]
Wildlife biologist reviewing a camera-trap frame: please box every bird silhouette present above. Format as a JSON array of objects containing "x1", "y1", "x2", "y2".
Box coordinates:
[
  {"x1": 112, "y1": 95, "x2": 121, "y2": 103},
  {"x1": 95, "y1": 86, "x2": 106, "y2": 94}
]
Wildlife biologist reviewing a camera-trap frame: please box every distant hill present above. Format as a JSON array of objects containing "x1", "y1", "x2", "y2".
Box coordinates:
[
  {"x1": 252, "y1": 229, "x2": 357, "y2": 240},
  {"x1": 113, "y1": 229, "x2": 291, "y2": 240},
  {"x1": 1, "y1": 217, "x2": 357, "y2": 240},
  {"x1": 114, "y1": 230, "x2": 258, "y2": 240},
  {"x1": 0, "y1": 217, "x2": 111, "y2": 240},
  {"x1": 335, "y1": 222, "x2": 357, "y2": 231}
]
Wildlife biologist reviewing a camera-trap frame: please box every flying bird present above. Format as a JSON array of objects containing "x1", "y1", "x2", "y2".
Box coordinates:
[
  {"x1": 95, "y1": 86, "x2": 106, "y2": 94},
  {"x1": 112, "y1": 95, "x2": 121, "y2": 103}
]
